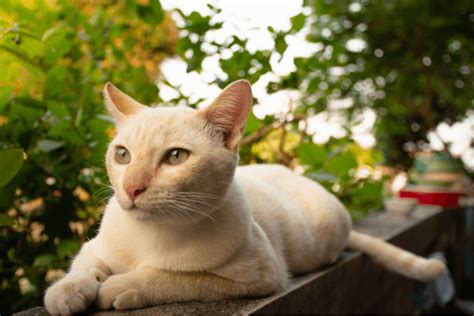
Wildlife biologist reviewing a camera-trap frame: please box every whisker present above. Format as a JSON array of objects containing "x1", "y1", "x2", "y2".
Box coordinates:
[
  {"x1": 165, "y1": 204, "x2": 200, "y2": 223},
  {"x1": 172, "y1": 192, "x2": 240, "y2": 203},
  {"x1": 167, "y1": 201, "x2": 217, "y2": 223}
]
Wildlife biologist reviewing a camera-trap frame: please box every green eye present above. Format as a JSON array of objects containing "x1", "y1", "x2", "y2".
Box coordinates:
[
  {"x1": 166, "y1": 148, "x2": 190, "y2": 165},
  {"x1": 114, "y1": 146, "x2": 131, "y2": 164}
]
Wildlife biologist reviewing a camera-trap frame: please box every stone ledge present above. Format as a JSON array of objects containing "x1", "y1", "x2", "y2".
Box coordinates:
[{"x1": 15, "y1": 205, "x2": 444, "y2": 315}]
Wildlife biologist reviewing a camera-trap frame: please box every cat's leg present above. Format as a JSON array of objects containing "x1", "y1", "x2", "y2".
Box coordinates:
[
  {"x1": 96, "y1": 267, "x2": 278, "y2": 310},
  {"x1": 44, "y1": 240, "x2": 111, "y2": 314}
]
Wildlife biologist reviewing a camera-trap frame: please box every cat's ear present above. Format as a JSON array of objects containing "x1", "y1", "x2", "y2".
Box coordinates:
[
  {"x1": 103, "y1": 83, "x2": 146, "y2": 124},
  {"x1": 201, "y1": 80, "x2": 252, "y2": 151}
]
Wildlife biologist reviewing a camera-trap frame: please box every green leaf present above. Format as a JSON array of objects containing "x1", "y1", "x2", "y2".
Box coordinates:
[
  {"x1": 38, "y1": 139, "x2": 64, "y2": 152},
  {"x1": 136, "y1": 1, "x2": 164, "y2": 24},
  {"x1": 43, "y1": 27, "x2": 74, "y2": 66},
  {"x1": 307, "y1": 78, "x2": 321, "y2": 93},
  {"x1": 0, "y1": 86, "x2": 13, "y2": 110},
  {"x1": 0, "y1": 149, "x2": 24, "y2": 187},
  {"x1": 275, "y1": 33, "x2": 288, "y2": 56},
  {"x1": 294, "y1": 57, "x2": 307, "y2": 69},
  {"x1": 33, "y1": 254, "x2": 55, "y2": 268},
  {"x1": 351, "y1": 181, "x2": 384, "y2": 204},
  {"x1": 244, "y1": 112, "x2": 261, "y2": 136},
  {"x1": 57, "y1": 239, "x2": 80, "y2": 259},
  {"x1": 48, "y1": 121, "x2": 82, "y2": 145},
  {"x1": 297, "y1": 142, "x2": 328, "y2": 168},
  {"x1": 290, "y1": 13, "x2": 306, "y2": 32},
  {"x1": 44, "y1": 66, "x2": 68, "y2": 98},
  {"x1": 0, "y1": 213, "x2": 15, "y2": 227},
  {"x1": 47, "y1": 100, "x2": 70, "y2": 119},
  {"x1": 324, "y1": 151, "x2": 358, "y2": 178},
  {"x1": 0, "y1": 181, "x2": 16, "y2": 209}
]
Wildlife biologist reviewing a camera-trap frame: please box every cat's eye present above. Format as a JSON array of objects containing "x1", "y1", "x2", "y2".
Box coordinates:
[
  {"x1": 114, "y1": 146, "x2": 131, "y2": 164},
  {"x1": 166, "y1": 148, "x2": 190, "y2": 165}
]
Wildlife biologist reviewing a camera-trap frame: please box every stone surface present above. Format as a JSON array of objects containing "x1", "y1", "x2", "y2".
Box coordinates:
[{"x1": 15, "y1": 205, "x2": 444, "y2": 315}]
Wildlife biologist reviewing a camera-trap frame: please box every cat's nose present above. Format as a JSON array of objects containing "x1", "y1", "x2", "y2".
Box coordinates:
[{"x1": 126, "y1": 184, "x2": 147, "y2": 202}]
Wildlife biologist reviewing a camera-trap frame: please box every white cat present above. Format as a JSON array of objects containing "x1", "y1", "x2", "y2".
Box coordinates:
[{"x1": 44, "y1": 80, "x2": 445, "y2": 314}]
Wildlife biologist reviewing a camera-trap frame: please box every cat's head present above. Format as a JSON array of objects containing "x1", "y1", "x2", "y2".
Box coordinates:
[{"x1": 104, "y1": 80, "x2": 252, "y2": 222}]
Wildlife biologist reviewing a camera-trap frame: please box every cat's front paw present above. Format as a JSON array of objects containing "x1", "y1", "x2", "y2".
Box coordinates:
[
  {"x1": 44, "y1": 272, "x2": 100, "y2": 314},
  {"x1": 96, "y1": 274, "x2": 147, "y2": 310}
]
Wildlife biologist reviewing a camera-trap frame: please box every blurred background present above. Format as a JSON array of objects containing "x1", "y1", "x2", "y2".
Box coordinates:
[{"x1": 0, "y1": 0, "x2": 473, "y2": 313}]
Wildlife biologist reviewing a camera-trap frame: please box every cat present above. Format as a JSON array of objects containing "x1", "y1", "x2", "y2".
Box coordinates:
[{"x1": 44, "y1": 80, "x2": 446, "y2": 314}]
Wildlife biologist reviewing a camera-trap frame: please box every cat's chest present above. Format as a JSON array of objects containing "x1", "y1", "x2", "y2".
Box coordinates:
[
  {"x1": 96, "y1": 201, "x2": 249, "y2": 274},
  {"x1": 96, "y1": 222, "x2": 196, "y2": 273}
]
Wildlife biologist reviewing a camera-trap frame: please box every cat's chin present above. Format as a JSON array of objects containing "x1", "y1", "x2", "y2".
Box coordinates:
[
  {"x1": 128, "y1": 208, "x2": 164, "y2": 221},
  {"x1": 126, "y1": 207, "x2": 192, "y2": 224}
]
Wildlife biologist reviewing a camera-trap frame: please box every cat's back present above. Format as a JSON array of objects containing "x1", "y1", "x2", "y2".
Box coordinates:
[
  {"x1": 236, "y1": 164, "x2": 338, "y2": 207},
  {"x1": 235, "y1": 164, "x2": 352, "y2": 273}
]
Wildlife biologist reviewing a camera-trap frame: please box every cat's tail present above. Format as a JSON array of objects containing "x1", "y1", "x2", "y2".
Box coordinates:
[{"x1": 347, "y1": 231, "x2": 446, "y2": 282}]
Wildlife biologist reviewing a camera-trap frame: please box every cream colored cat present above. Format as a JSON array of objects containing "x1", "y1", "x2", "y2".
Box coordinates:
[{"x1": 44, "y1": 80, "x2": 445, "y2": 314}]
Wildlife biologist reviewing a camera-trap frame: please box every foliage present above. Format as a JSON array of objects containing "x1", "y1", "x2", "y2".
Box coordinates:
[
  {"x1": 0, "y1": 148, "x2": 24, "y2": 187},
  {"x1": 278, "y1": 0, "x2": 474, "y2": 166},
  {"x1": 0, "y1": 0, "x2": 175, "y2": 312},
  {"x1": 174, "y1": 0, "x2": 474, "y2": 166}
]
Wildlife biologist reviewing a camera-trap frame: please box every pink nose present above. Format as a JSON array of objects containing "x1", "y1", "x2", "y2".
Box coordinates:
[{"x1": 126, "y1": 184, "x2": 147, "y2": 202}]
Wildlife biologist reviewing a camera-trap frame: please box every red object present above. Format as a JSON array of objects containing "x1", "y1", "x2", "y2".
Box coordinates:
[{"x1": 399, "y1": 190, "x2": 465, "y2": 208}]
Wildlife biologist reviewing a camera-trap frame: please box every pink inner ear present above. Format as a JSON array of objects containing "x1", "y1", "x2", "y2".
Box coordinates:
[
  {"x1": 222, "y1": 130, "x2": 232, "y2": 143},
  {"x1": 203, "y1": 80, "x2": 252, "y2": 150},
  {"x1": 103, "y1": 83, "x2": 146, "y2": 121}
]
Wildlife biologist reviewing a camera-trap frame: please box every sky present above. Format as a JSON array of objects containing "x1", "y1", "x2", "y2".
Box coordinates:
[{"x1": 159, "y1": 0, "x2": 473, "y2": 170}]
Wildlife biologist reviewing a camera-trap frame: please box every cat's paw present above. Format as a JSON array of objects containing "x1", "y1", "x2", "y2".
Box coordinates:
[
  {"x1": 44, "y1": 272, "x2": 100, "y2": 314},
  {"x1": 96, "y1": 274, "x2": 147, "y2": 310},
  {"x1": 90, "y1": 266, "x2": 109, "y2": 282}
]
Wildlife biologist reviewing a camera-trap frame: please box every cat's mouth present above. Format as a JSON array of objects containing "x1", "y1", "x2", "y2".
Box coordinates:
[
  {"x1": 123, "y1": 198, "x2": 165, "y2": 214},
  {"x1": 117, "y1": 191, "x2": 220, "y2": 222},
  {"x1": 126, "y1": 204, "x2": 183, "y2": 222}
]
